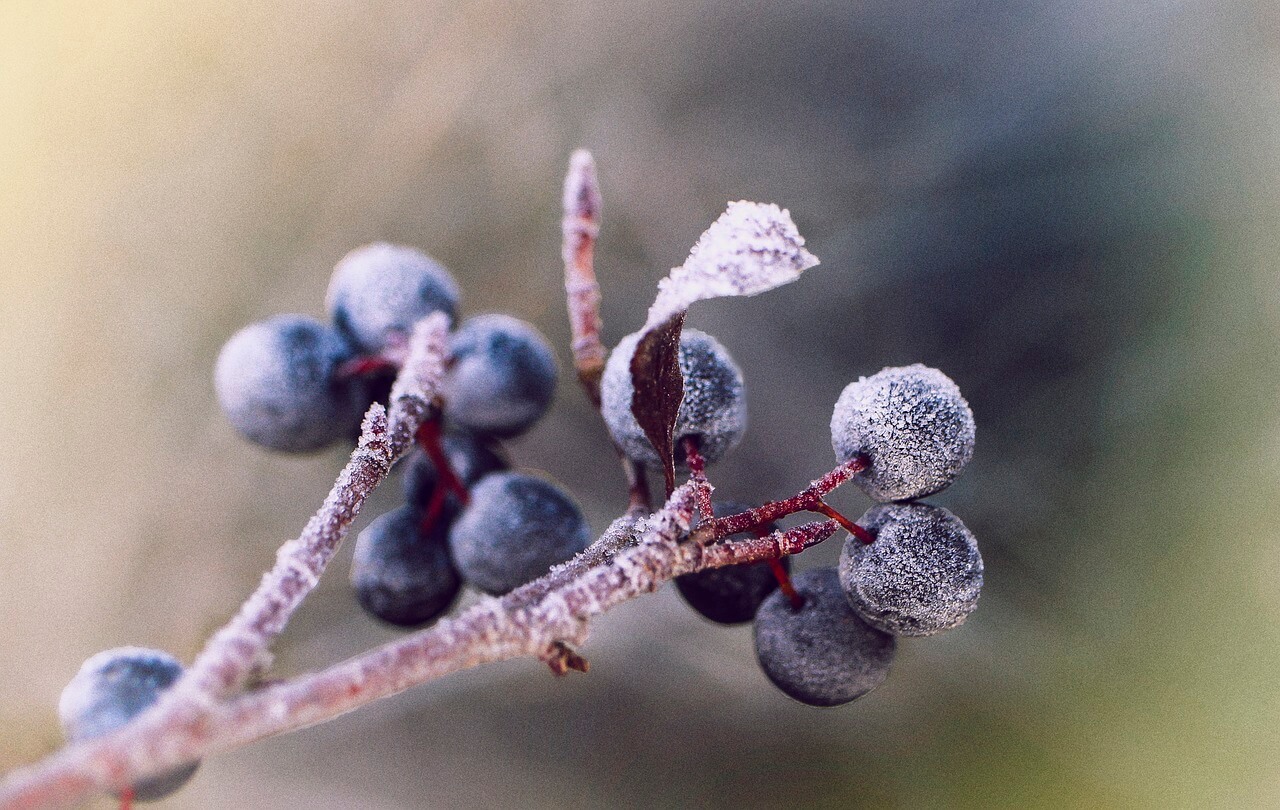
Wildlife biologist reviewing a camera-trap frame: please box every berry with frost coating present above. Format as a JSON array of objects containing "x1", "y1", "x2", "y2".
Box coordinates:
[
  {"x1": 442, "y1": 314, "x2": 558, "y2": 438},
  {"x1": 448, "y1": 471, "x2": 591, "y2": 595},
  {"x1": 839, "y1": 502, "x2": 983, "y2": 636},
  {"x1": 830, "y1": 364, "x2": 975, "y2": 502},
  {"x1": 59, "y1": 648, "x2": 199, "y2": 801},
  {"x1": 214, "y1": 314, "x2": 366, "y2": 453},
  {"x1": 675, "y1": 501, "x2": 787, "y2": 625},
  {"x1": 600, "y1": 328, "x2": 746, "y2": 468},
  {"x1": 753, "y1": 568, "x2": 896, "y2": 707},
  {"x1": 352, "y1": 505, "x2": 462, "y2": 627},
  {"x1": 326, "y1": 242, "x2": 461, "y2": 353}
]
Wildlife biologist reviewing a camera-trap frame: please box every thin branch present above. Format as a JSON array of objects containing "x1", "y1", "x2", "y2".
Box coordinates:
[
  {"x1": 176, "y1": 313, "x2": 450, "y2": 700},
  {"x1": 0, "y1": 480, "x2": 836, "y2": 809},
  {"x1": 562, "y1": 148, "x2": 606, "y2": 408}
]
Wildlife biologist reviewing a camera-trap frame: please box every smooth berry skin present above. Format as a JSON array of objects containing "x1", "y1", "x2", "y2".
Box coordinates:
[
  {"x1": 448, "y1": 471, "x2": 591, "y2": 596},
  {"x1": 215, "y1": 315, "x2": 367, "y2": 453},
  {"x1": 601, "y1": 328, "x2": 747, "y2": 468},
  {"x1": 402, "y1": 432, "x2": 509, "y2": 512},
  {"x1": 753, "y1": 568, "x2": 896, "y2": 707},
  {"x1": 442, "y1": 314, "x2": 559, "y2": 438},
  {"x1": 830, "y1": 364, "x2": 975, "y2": 502},
  {"x1": 675, "y1": 501, "x2": 786, "y2": 625},
  {"x1": 351, "y1": 506, "x2": 462, "y2": 628},
  {"x1": 840, "y1": 502, "x2": 983, "y2": 637},
  {"x1": 58, "y1": 648, "x2": 199, "y2": 801},
  {"x1": 326, "y1": 242, "x2": 461, "y2": 353}
]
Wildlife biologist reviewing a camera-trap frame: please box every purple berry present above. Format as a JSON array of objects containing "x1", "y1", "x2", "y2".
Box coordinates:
[
  {"x1": 58, "y1": 648, "x2": 199, "y2": 801},
  {"x1": 443, "y1": 314, "x2": 559, "y2": 438},
  {"x1": 840, "y1": 502, "x2": 983, "y2": 636},
  {"x1": 448, "y1": 471, "x2": 591, "y2": 595},
  {"x1": 601, "y1": 328, "x2": 747, "y2": 468},
  {"x1": 326, "y1": 243, "x2": 461, "y2": 353},
  {"x1": 214, "y1": 315, "x2": 366, "y2": 453},
  {"x1": 752, "y1": 565, "x2": 896, "y2": 706},
  {"x1": 754, "y1": 568, "x2": 896, "y2": 707},
  {"x1": 351, "y1": 506, "x2": 462, "y2": 627},
  {"x1": 830, "y1": 364, "x2": 975, "y2": 502}
]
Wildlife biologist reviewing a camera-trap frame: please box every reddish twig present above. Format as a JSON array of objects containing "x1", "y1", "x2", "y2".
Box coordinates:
[
  {"x1": 415, "y1": 419, "x2": 470, "y2": 504},
  {"x1": 682, "y1": 436, "x2": 714, "y2": 523},
  {"x1": 562, "y1": 148, "x2": 606, "y2": 408},
  {"x1": 691, "y1": 455, "x2": 870, "y2": 544}
]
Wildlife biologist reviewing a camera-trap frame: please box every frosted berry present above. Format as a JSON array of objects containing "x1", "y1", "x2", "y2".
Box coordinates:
[
  {"x1": 448, "y1": 471, "x2": 591, "y2": 595},
  {"x1": 402, "y1": 431, "x2": 509, "y2": 512},
  {"x1": 840, "y1": 502, "x2": 983, "y2": 636},
  {"x1": 351, "y1": 506, "x2": 462, "y2": 627},
  {"x1": 442, "y1": 314, "x2": 559, "y2": 438},
  {"x1": 675, "y1": 501, "x2": 787, "y2": 625},
  {"x1": 601, "y1": 328, "x2": 746, "y2": 468},
  {"x1": 326, "y1": 242, "x2": 461, "y2": 353},
  {"x1": 214, "y1": 314, "x2": 366, "y2": 452},
  {"x1": 830, "y1": 364, "x2": 975, "y2": 502},
  {"x1": 58, "y1": 648, "x2": 199, "y2": 801},
  {"x1": 753, "y1": 568, "x2": 896, "y2": 707}
]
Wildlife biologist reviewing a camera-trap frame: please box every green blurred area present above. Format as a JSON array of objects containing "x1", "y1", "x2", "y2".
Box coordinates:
[{"x1": 2, "y1": 1, "x2": 1279, "y2": 807}]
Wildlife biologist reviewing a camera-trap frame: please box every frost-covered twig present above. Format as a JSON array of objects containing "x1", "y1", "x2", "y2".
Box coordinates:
[
  {"x1": 562, "y1": 148, "x2": 606, "y2": 407},
  {"x1": 0, "y1": 471, "x2": 835, "y2": 808}
]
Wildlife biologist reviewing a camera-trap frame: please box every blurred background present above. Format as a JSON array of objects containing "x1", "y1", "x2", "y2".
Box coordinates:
[{"x1": 2, "y1": 1, "x2": 1278, "y2": 806}]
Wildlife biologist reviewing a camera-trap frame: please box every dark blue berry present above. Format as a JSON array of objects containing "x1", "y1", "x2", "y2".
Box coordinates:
[
  {"x1": 58, "y1": 648, "x2": 199, "y2": 801},
  {"x1": 351, "y1": 506, "x2": 462, "y2": 627},
  {"x1": 840, "y1": 502, "x2": 983, "y2": 636},
  {"x1": 442, "y1": 314, "x2": 558, "y2": 438},
  {"x1": 753, "y1": 568, "x2": 896, "y2": 707},
  {"x1": 448, "y1": 471, "x2": 591, "y2": 595},
  {"x1": 214, "y1": 315, "x2": 366, "y2": 453},
  {"x1": 675, "y1": 501, "x2": 787, "y2": 625},
  {"x1": 830, "y1": 364, "x2": 975, "y2": 502},
  {"x1": 601, "y1": 328, "x2": 747, "y2": 468},
  {"x1": 402, "y1": 431, "x2": 509, "y2": 513},
  {"x1": 326, "y1": 243, "x2": 461, "y2": 353}
]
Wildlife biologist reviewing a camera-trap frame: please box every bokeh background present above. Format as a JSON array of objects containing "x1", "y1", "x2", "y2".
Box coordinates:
[{"x1": 3, "y1": 1, "x2": 1279, "y2": 807}]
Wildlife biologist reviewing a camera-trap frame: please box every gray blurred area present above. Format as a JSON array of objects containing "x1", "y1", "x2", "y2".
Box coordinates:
[{"x1": 2, "y1": 0, "x2": 1279, "y2": 807}]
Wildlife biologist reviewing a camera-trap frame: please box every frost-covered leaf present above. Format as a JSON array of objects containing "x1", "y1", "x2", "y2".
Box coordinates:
[
  {"x1": 629, "y1": 313, "x2": 685, "y2": 495},
  {"x1": 642, "y1": 201, "x2": 819, "y2": 331}
]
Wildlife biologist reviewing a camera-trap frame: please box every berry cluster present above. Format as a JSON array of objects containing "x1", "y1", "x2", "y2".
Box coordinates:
[
  {"x1": 602, "y1": 345, "x2": 982, "y2": 707},
  {"x1": 754, "y1": 364, "x2": 981, "y2": 706},
  {"x1": 216, "y1": 241, "x2": 589, "y2": 623}
]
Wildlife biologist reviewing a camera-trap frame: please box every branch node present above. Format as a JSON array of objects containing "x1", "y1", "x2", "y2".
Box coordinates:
[{"x1": 541, "y1": 642, "x2": 590, "y2": 677}]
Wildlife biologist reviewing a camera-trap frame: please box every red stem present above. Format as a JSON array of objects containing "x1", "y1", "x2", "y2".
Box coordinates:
[
  {"x1": 336, "y1": 355, "x2": 401, "y2": 379},
  {"x1": 118, "y1": 786, "x2": 133, "y2": 810},
  {"x1": 681, "y1": 436, "x2": 714, "y2": 521},
  {"x1": 415, "y1": 420, "x2": 469, "y2": 504},
  {"x1": 698, "y1": 455, "x2": 869, "y2": 541},
  {"x1": 766, "y1": 558, "x2": 803, "y2": 610}
]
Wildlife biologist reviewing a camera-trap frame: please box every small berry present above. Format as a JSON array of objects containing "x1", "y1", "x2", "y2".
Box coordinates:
[
  {"x1": 601, "y1": 328, "x2": 747, "y2": 468},
  {"x1": 214, "y1": 315, "x2": 366, "y2": 452},
  {"x1": 840, "y1": 502, "x2": 983, "y2": 636},
  {"x1": 442, "y1": 314, "x2": 559, "y2": 438},
  {"x1": 753, "y1": 568, "x2": 896, "y2": 707},
  {"x1": 326, "y1": 243, "x2": 461, "y2": 353},
  {"x1": 675, "y1": 501, "x2": 787, "y2": 625},
  {"x1": 58, "y1": 648, "x2": 199, "y2": 801},
  {"x1": 830, "y1": 364, "x2": 975, "y2": 502},
  {"x1": 402, "y1": 431, "x2": 509, "y2": 512},
  {"x1": 448, "y1": 471, "x2": 591, "y2": 595},
  {"x1": 351, "y1": 506, "x2": 462, "y2": 627}
]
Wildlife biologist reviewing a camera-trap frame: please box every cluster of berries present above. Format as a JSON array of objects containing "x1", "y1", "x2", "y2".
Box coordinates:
[
  {"x1": 602, "y1": 341, "x2": 982, "y2": 707},
  {"x1": 216, "y1": 243, "x2": 591, "y2": 625}
]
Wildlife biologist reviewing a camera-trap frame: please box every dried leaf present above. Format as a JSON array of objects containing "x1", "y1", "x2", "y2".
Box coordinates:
[{"x1": 630, "y1": 312, "x2": 685, "y2": 495}]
